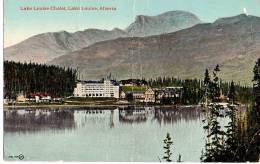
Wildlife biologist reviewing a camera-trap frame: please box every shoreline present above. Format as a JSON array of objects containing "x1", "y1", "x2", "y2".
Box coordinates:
[{"x1": 3, "y1": 104, "x2": 199, "y2": 110}]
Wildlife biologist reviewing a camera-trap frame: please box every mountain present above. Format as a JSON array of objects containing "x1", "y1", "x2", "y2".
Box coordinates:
[
  {"x1": 4, "y1": 28, "x2": 128, "y2": 63},
  {"x1": 126, "y1": 11, "x2": 202, "y2": 36},
  {"x1": 49, "y1": 14, "x2": 260, "y2": 84},
  {"x1": 4, "y1": 11, "x2": 201, "y2": 63}
]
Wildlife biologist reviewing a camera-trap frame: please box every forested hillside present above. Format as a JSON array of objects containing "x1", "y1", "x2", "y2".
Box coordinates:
[
  {"x1": 146, "y1": 76, "x2": 253, "y2": 105},
  {"x1": 4, "y1": 61, "x2": 77, "y2": 97}
]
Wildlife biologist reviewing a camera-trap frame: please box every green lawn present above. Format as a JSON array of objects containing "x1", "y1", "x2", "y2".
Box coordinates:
[{"x1": 122, "y1": 86, "x2": 146, "y2": 92}]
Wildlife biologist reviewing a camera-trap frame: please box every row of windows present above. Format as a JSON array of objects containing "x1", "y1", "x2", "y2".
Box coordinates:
[
  {"x1": 81, "y1": 90, "x2": 114, "y2": 92},
  {"x1": 75, "y1": 93, "x2": 117, "y2": 97},
  {"x1": 82, "y1": 89, "x2": 104, "y2": 91},
  {"x1": 83, "y1": 94, "x2": 114, "y2": 97},
  {"x1": 81, "y1": 90, "x2": 116, "y2": 92},
  {"x1": 80, "y1": 87, "x2": 115, "y2": 90},
  {"x1": 81, "y1": 88, "x2": 115, "y2": 90},
  {"x1": 86, "y1": 94, "x2": 103, "y2": 97}
]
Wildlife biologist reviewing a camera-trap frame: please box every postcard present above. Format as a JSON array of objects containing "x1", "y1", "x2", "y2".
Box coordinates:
[{"x1": 3, "y1": 0, "x2": 260, "y2": 162}]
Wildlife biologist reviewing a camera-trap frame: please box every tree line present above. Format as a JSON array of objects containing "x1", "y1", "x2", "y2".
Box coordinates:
[
  {"x1": 4, "y1": 61, "x2": 77, "y2": 97},
  {"x1": 145, "y1": 76, "x2": 253, "y2": 105}
]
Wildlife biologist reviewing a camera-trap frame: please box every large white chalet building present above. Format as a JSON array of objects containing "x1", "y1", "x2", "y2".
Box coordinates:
[{"x1": 73, "y1": 80, "x2": 120, "y2": 98}]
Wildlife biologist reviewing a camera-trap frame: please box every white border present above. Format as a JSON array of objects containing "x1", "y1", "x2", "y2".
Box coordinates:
[
  {"x1": 0, "y1": 0, "x2": 252, "y2": 163},
  {"x1": 1, "y1": 0, "x2": 4, "y2": 162}
]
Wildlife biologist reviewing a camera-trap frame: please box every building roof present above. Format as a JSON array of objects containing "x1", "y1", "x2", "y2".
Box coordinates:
[
  {"x1": 120, "y1": 79, "x2": 147, "y2": 86},
  {"x1": 166, "y1": 87, "x2": 183, "y2": 89},
  {"x1": 145, "y1": 88, "x2": 155, "y2": 93},
  {"x1": 154, "y1": 87, "x2": 183, "y2": 91},
  {"x1": 77, "y1": 80, "x2": 103, "y2": 84},
  {"x1": 27, "y1": 92, "x2": 53, "y2": 98},
  {"x1": 77, "y1": 79, "x2": 120, "y2": 86}
]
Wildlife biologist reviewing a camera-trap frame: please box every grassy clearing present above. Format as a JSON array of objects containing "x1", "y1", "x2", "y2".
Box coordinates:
[{"x1": 122, "y1": 86, "x2": 146, "y2": 92}]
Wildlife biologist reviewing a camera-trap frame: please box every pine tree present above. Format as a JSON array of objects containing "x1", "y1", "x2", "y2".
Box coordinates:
[
  {"x1": 224, "y1": 104, "x2": 239, "y2": 161},
  {"x1": 177, "y1": 154, "x2": 182, "y2": 162},
  {"x1": 228, "y1": 81, "x2": 236, "y2": 105},
  {"x1": 211, "y1": 65, "x2": 221, "y2": 101},
  {"x1": 253, "y1": 58, "x2": 260, "y2": 111},
  {"x1": 253, "y1": 58, "x2": 260, "y2": 87},
  {"x1": 201, "y1": 65, "x2": 226, "y2": 162},
  {"x1": 203, "y1": 69, "x2": 211, "y2": 106},
  {"x1": 204, "y1": 69, "x2": 211, "y2": 86},
  {"x1": 163, "y1": 133, "x2": 173, "y2": 162}
]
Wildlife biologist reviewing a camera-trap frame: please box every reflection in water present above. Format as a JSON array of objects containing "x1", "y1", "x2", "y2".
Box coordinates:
[
  {"x1": 4, "y1": 106, "x2": 203, "y2": 132},
  {"x1": 118, "y1": 106, "x2": 202, "y2": 125},
  {"x1": 110, "y1": 110, "x2": 115, "y2": 128},
  {"x1": 154, "y1": 107, "x2": 202, "y2": 125},
  {"x1": 4, "y1": 109, "x2": 76, "y2": 132},
  {"x1": 119, "y1": 106, "x2": 149, "y2": 123},
  {"x1": 4, "y1": 106, "x2": 208, "y2": 162}
]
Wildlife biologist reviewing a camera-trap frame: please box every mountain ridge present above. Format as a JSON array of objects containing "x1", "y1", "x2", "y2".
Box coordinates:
[
  {"x1": 126, "y1": 10, "x2": 202, "y2": 36},
  {"x1": 49, "y1": 14, "x2": 260, "y2": 84},
  {"x1": 4, "y1": 10, "x2": 201, "y2": 63}
]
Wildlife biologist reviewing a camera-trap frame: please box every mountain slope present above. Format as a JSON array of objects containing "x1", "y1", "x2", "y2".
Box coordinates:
[
  {"x1": 49, "y1": 14, "x2": 260, "y2": 84},
  {"x1": 126, "y1": 10, "x2": 202, "y2": 36},
  {"x1": 4, "y1": 28, "x2": 128, "y2": 63},
  {"x1": 4, "y1": 10, "x2": 201, "y2": 63}
]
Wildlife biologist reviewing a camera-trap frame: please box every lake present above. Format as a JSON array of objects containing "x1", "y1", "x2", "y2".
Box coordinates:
[{"x1": 4, "y1": 106, "x2": 208, "y2": 162}]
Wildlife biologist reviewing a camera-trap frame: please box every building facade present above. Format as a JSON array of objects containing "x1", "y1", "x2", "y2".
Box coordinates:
[
  {"x1": 16, "y1": 94, "x2": 26, "y2": 102},
  {"x1": 144, "y1": 88, "x2": 156, "y2": 103},
  {"x1": 73, "y1": 80, "x2": 120, "y2": 98},
  {"x1": 155, "y1": 87, "x2": 183, "y2": 104}
]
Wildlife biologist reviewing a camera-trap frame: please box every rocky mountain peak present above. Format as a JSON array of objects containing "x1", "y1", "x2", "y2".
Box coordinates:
[
  {"x1": 126, "y1": 10, "x2": 202, "y2": 36},
  {"x1": 213, "y1": 14, "x2": 259, "y2": 25}
]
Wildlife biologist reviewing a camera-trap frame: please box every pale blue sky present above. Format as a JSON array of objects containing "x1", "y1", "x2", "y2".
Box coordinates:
[{"x1": 4, "y1": 0, "x2": 260, "y2": 47}]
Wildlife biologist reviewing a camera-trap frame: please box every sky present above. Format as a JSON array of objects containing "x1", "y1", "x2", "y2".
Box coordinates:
[{"x1": 4, "y1": 0, "x2": 260, "y2": 47}]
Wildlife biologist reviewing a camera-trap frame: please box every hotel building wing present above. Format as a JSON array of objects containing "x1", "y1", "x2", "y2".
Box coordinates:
[{"x1": 73, "y1": 80, "x2": 120, "y2": 98}]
